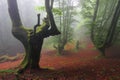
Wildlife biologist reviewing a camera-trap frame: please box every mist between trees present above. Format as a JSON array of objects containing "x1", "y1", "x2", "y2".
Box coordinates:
[
  {"x1": 0, "y1": 0, "x2": 120, "y2": 57},
  {"x1": 0, "y1": 0, "x2": 83, "y2": 56}
]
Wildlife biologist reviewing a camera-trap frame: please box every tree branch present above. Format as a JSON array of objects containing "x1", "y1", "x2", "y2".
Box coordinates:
[
  {"x1": 7, "y1": 0, "x2": 22, "y2": 27},
  {"x1": 45, "y1": 0, "x2": 60, "y2": 35}
]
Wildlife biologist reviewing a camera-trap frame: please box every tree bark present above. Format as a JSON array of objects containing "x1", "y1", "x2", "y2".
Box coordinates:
[
  {"x1": 98, "y1": 47, "x2": 105, "y2": 57},
  {"x1": 105, "y1": 0, "x2": 120, "y2": 46},
  {"x1": 7, "y1": 0, "x2": 60, "y2": 73},
  {"x1": 98, "y1": 0, "x2": 120, "y2": 56},
  {"x1": 91, "y1": 0, "x2": 99, "y2": 41},
  {"x1": 45, "y1": 0, "x2": 60, "y2": 35}
]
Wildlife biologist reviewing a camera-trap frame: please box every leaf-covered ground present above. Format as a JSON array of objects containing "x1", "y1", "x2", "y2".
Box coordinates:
[{"x1": 0, "y1": 42, "x2": 120, "y2": 80}]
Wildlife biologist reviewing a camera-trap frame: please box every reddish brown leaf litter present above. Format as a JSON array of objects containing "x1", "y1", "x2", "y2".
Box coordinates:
[{"x1": 0, "y1": 43, "x2": 120, "y2": 80}]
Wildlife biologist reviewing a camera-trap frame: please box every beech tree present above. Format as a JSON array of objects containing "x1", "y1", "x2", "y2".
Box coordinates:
[
  {"x1": 91, "y1": 0, "x2": 120, "y2": 56},
  {"x1": 80, "y1": 0, "x2": 120, "y2": 56},
  {"x1": 7, "y1": 0, "x2": 60, "y2": 73},
  {"x1": 53, "y1": 0, "x2": 74, "y2": 54}
]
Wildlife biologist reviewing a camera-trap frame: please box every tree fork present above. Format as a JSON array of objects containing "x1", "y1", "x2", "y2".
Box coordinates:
[
  {"x1": 45, "y1": 0, "x2": 61, "y2": 35},
  {"x1": 7, "y1": 0, "x2": 60, "y2": 73}
]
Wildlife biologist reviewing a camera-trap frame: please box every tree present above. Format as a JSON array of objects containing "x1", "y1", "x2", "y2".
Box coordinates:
[
  {"x1": 91, "y1": 0, "x2": 120, "y2": 56},
  {"x1": 79, "y1": 0, "x2": 96, "y2": 40},
  {"x1": 7, "y1": 0, "x2": 60, "y2": 73},
  {"x1": 53, "y1": 0, "x2": 74, "y2": 55},
  {"x1": 91, "y1": 0, "x2": 99, "y2": 41},
  {"x1": 80, "y1": 0, "x2": 120, "y2": 56}
]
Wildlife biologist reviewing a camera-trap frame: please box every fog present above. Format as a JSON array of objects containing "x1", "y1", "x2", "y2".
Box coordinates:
[
  {"x1": 0, "y1": 0, "x2": 87, "y2": 56},
  {"x1": 0, "y1": 0, "x2": 45, "y2": 55}
]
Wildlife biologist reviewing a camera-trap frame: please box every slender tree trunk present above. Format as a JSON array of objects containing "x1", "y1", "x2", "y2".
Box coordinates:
[
  {"x1": 91, "y1": 0, "x2": 99, "y2": 41},
  {"x1": 76, "y1": 40, "x2": 80, "y2": 51},
  {"x1": 58, "y1": 45, "x2": 63, "y2": 55},
  {"x1": 45, "y1": 0, "x2": 60, "y2": 35}
]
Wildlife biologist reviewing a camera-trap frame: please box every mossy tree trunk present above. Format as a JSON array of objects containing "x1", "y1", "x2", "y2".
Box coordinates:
[
  {"x1": 100, "y1": 0, "x2": 120, "y2": 56},
  {"x1": 92, "y1": 0, "x2": 120, "y2": 57},
  {"x1": 91, "y1": 0, "x2": 99, "y2": 41},
  {"x1": 7, "y1": 0, "x2": 60, "y2": 73}
]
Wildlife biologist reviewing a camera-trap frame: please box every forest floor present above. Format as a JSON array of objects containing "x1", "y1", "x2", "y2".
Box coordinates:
[{"x1": 0, "y1": 42, "x2": 120, "y2": 80}]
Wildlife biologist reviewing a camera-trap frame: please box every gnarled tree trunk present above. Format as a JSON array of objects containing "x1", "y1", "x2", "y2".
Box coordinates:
[{"x1": 7, "y1": 0, "x2": 60, "y2": 73}]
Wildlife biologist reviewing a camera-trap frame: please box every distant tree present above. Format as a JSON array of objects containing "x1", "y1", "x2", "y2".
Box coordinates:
[
  {"x1": 7, "y1": 0, "x2": 60, "y2": 73},
  {"x1": 53, "y1": 0, "x2": 75, "y2": 55},
  {"x1": 75, "y1": 40, "x2": 80, "y2": 51}
]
